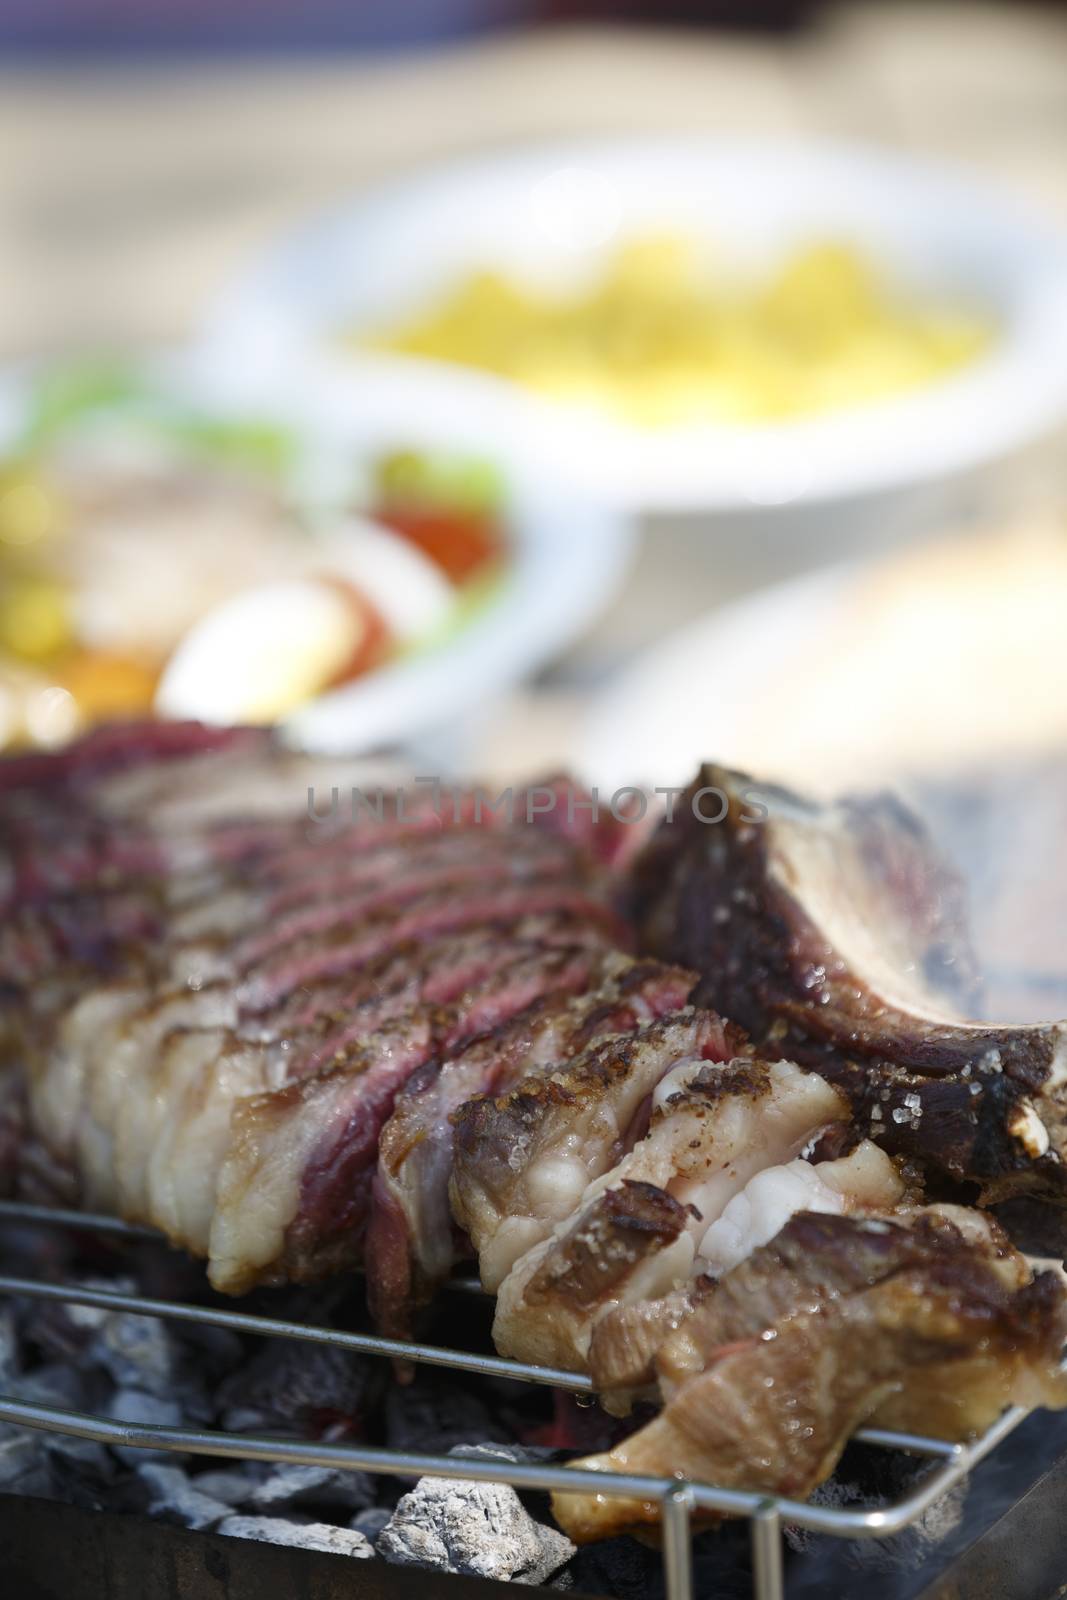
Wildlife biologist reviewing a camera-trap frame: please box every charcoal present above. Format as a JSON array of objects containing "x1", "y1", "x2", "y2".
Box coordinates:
[
  {"x1": 44, "y1": 1435, "x2": 119, "y2": 1510},
  {"x1": 105, "y1": 1387, "x2": 185, "y2": 1464},
  {"x1": 385, "y1": 1373, "x2": 509, "y2": 1455},
  {"x1": 89, "y1": 1302, "x2": 211, "y2": 1420},
  {"x1": 561, "y1": 1536, "x2": 656, "y2": 1600},
  {"x1": 560, "y1": 1531, "x2": 757, "y2": 1600},
  {"x1": 191, "y1": 1464, "x2": 272, "y2": 1506},
  {"x1": 0, "y1": 1304, "x2": 19, "y2": 1383},
  {"x1": 44, "y1": 1432, "x2": 114, "y2": 1474},
  {"x1": 216, "y1": 1342, "x2": 371, "y2": 1435},
  {"x1": 377, "y1": 1442, "x2": 575, "y2": 1585},
  {"x1": 217, "y1": 1515, "x2": 374, "y2": 1558},
  {"x1": 21, "y1": 1277, "x2": 136, "y2": 1364},
  {"x1": 350, "y1": 1506, "x2": 393, "y2": 1546},
  {"x1": 246, "y1": 1462, "x2": 375, "y2": 1516},
  {"x1": 175, "y1": 1321, "x2": 245, "y2": 1383},
  {"x1": 0, "y1": 1429, "x2": 52, "y2": 1497},
  {"x1": 138, "y1": 1462, "x2": 231, "y2": 1530},
  {"x1": 10, "y1": 1361, "x2": 90, "y2": 1411},
  {"x1": 93, "y1": 1310, "x2": 178, "y2": 1395}
]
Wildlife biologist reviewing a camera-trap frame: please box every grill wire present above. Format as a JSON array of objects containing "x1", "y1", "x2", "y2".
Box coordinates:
[{"x1": 0, "y1": 1199, "x2": 1048, "y2": 1600}]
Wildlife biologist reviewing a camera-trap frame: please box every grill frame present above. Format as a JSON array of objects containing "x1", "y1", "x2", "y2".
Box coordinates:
[{"x1": 0, "y1": 1199, "x2": 1054, "y2": 1600}]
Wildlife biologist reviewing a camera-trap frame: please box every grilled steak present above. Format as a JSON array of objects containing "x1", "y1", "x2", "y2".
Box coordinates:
[
  {"x1": 449, "y1": 1010, "x2": 742, "y2": 1294},
  {"x1": 0, "y1": 724, "x2": 665, "y2": 1301},
  {"x1": 583, "y1": 1138, "x2": 906, "y2": 1403},
  {"x1": 490, "y1": 1053, "x2": 884, "y2": 1377},
  {"x1": 367, "y1": 955, "x2": 697, "y2": 1338},
  {"x1": 552, "y1": 1208, "x2": 1067, "y2": 1541},
  {"x1": 7, "y1": 726, "x2": 1067, "y2": 1534},
  {"x1": 631, "y1": 763, "x2": 1067, "y2": 1205}
]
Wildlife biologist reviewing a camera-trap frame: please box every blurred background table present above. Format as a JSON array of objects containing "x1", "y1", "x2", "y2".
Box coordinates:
[
  {"x1": 6, "y1": 3, "x2": 1067, "y2": 358},
  {"x1": 5, "y1": 0, "x2": 1067, "y2": 773}
]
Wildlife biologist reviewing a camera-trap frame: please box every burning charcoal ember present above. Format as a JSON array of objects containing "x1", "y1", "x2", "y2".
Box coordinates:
[
  {"x1": 190, "y1": 1465, "x2": 272, "y2": 1506},
  {"x1": 137, "y1": 1462, "x2": 231, "y2": 1530},
  {"x1": 377, "y1": 1442, "x2": 575, "y2": 1584},
  {"x1": 384, "y1": 1373, "x2": 508, "y2": 1455},
  {"x1": 216, "y1": 1342, "x2": 372, "y2": 1435},
  {"x1": 246, "y1": 1462, "x2": 375, "y2": 1516},
  {"x1": 104, "y1": 1388, "x2": 185, "y2": 1464},
  {"x1": 350, "y1": 1506, "x2": 393, "y2": 1546},
  {"x1": 216, "y1": 1515, "x2": 374, "y2": 1558},
  {"x1": 521, "y1": 1392, "x2": 640, "y2": 1457}
]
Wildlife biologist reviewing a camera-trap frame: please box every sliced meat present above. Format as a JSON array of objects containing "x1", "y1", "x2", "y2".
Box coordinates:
[
  {"x1": 94, "y1": 938, "x2": 601, "y2": 1254},
  {"x1": 697, "y1": 1135, "x2": 905, "y2": 1275},
  {"x1": 552, "y1": 1209, "x2": 1067, "y2": 1542},
  {"x1": 237, "y1": 912, "x2": 610, "y2": 1052},
  {"x1": 587, "y1": 1138, "x2": 906, "y2": 1401},
  {"x1": 204, "y1": 943, "x2": 604, "y2": 1292},
  {"x1": 0, "y1": 720, "x2": 263, "y2": 801},
  {"x1": 449, "y1": 1009, "x2": 741, "y2": 1293},
  {"x1": 492, "y1": 1180, "x2": 693, "y2": 1375},
  {"x1": 236, "y1": 881, "x2": 626, "y2": 1014},
  {"x1": 491, "y1": 1058, "x2": 855, "y2": 1373},
  {"x1": 367, "y1": 956, "x2": 696, "y2": 1337},
  {"x1": 5, "y1": 724, "x2": 629, "y2": 1301}
]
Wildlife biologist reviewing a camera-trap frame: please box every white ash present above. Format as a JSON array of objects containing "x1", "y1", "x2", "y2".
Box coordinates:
[
  {"x1": 377, "y1": 1442, "x2": 575, "y2": 1585},
  {"x1": 137, "y1": 1463, "x2": 231, "y2": 1531},
  {"x1": 3, "y1": 1255, "x2": 591, "y2": 1585},
  {"x1": 246, "y1": 1462, "x2": 375, "y2": 1516},
  {"x1": 217, "y1": 1515, "x2": 374, "y2": 1559}
]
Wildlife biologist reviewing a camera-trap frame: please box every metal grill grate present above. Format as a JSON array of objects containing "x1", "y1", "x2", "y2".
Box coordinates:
[{"x1": 0, "y1": 1198, "x2": 1049, "y2": 1600}]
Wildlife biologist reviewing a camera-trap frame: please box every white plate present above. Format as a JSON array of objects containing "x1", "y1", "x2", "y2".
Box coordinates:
[
  {"x1": 203, "y1": 136, "x2": 1067, "y2": 516},
  {"x1": 580, "y1": 524, "x2": 1067, "y2": 798},
  {"x1": 579, "y1": 565, "x2": 857, "y2": 794},
  {"x1": 0, "y1": 354, "x2": 634, "y2": 758}
]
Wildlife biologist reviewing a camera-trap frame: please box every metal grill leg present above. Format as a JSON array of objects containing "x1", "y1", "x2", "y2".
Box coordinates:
[
  {"x1": 662, "y1": 1484, "x2": 695, "y2": 1600},
  {"x1": 751, "y1": 1502, "x2": 784, "y2": 1600}
]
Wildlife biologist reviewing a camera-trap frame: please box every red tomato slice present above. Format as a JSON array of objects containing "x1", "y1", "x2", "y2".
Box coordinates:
[
  {"x1": 320, "y1": 579, "x2": 392, "y2": 686},
  {"x1": 373, "y1": 505, "x2": 500, "y2": 586}
]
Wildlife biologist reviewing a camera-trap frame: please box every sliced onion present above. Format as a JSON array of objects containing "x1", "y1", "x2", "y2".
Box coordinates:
[
  {"x1": 311, "y1": 516, "x2": 453, "y2": 642},
  {"x1": 156, "y1": 578, "x2": 367, "y2": 726}
]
